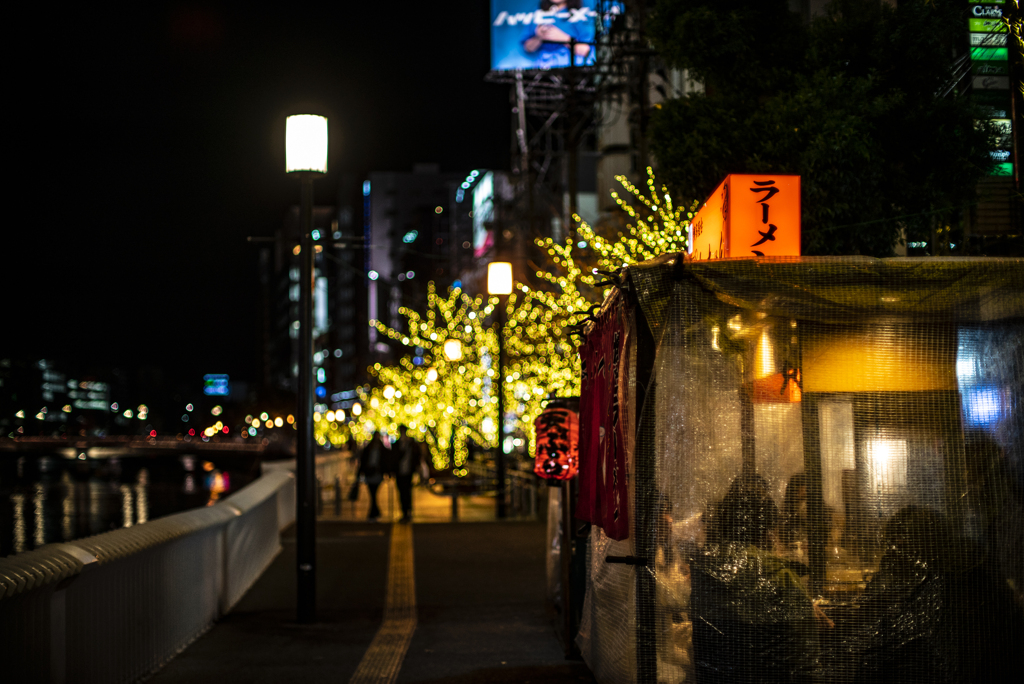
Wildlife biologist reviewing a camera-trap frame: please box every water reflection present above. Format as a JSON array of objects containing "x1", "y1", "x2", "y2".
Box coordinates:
[
  {"x1": 11, "y1": 493, "x2": 25, "y2": 554},
  {"x1": 61, "y1": 471, "x2": 74, "y2": 540},
  {"x1": 136, "y1": 469, "x2": 149, "y2": 524},
  {"x1": 1, "y1": 452, "x2": 258, "y2": 557},
  {"x1": 33, "y1": 483, "x2": 45, "y2": 547},
  {"x1": 120, "y1": 484, "x2": 134, "y2": 527}
]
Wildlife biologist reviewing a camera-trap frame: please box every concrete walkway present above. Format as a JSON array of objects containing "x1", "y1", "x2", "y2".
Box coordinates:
[
  {"x1": 148, "y1": 485, "x2": 593, "y2": 684},
  {"x1": 323, "y1": 476, "x2": 503, "y2": 524}
]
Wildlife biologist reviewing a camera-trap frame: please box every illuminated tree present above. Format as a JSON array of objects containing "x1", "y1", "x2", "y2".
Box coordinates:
[
  {"x1": 502, "y1": 237, "x2": 597, "y2": 447},
  {"x1": 358, "y1": 282, "x2": 500, "y2": 470},
  {"x1": 343, "y1": 171, "x2": 694, "y2": 473}
]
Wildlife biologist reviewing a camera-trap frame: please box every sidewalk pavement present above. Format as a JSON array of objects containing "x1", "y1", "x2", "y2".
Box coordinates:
[
  {"x1": 321, "y1": 473, "x2": 505, "y2": 524},
  {"x1": 148, "y1": 484, "x2": 593, "y2": 684}
]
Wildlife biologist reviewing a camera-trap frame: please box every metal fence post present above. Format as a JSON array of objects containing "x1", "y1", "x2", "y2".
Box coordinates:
[{"x1": 633, "y1": 297, "x2": 658, "y2": 684}]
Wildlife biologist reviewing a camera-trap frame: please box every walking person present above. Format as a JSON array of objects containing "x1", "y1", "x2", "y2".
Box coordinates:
[
  {"x1": 393, "y1": 425, "x2": 426, "y2": 523},
  {"x1": 357, "y1": 430, "x2": 387, "y2": 520}
]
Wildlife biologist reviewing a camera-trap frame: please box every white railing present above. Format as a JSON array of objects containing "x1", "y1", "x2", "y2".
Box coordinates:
[
  {"x1": 0, "y1": 468, "x2": 297, "y2": 684},
  {"x1": 263, "y1": 451, "x2": 350, "y2": 515}
]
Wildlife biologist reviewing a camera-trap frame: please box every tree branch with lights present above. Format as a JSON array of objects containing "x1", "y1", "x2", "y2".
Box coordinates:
[{"x1": 576, "y1": 167, "x2": 696, "y2": 281}]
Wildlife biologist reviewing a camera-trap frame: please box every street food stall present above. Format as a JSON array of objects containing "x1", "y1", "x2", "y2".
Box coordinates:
[{"x1": 574, "y1": 254, "x2": 1024, "y2": 684}]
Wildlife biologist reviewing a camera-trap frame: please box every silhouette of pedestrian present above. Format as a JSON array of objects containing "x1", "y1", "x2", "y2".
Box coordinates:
[
  {"x1": 357, "y1": 430, "x2": 387, "y2": 520},
  {"x1": 392, "y1": 425, "x2": 425, "y2": 523}
]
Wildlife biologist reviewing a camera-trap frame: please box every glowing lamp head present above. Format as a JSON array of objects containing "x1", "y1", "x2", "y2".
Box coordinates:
[
  {"x1": 383, "y1": 385, "x2": 396, "y2": 400},
  {"x1": 425, "y1": 367, "x2": 439, "y2": 383},
  {"x1": 285, "y1": 114, "x2": 328, "y2": 174},
  {"x1": 444, "y1": 339, "x2": 463, "y2": 361},
  {"x1": 487, "y1": 261, "x2": 513, "y2": 295}
]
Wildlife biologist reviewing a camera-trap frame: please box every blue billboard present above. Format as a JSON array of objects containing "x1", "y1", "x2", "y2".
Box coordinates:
[{"x1": 490, "y1": 1, "x2": 622, "y2": 71}]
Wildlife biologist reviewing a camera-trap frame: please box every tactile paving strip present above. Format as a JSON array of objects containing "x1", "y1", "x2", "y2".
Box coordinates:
[{"x1": 348, "y1": 523, "x2": 417, "y2": 683}]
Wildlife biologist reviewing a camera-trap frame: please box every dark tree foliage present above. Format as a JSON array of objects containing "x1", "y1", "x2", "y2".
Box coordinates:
[{"x1": 648, "y1": 0, "x2": 995, "y2": 256}]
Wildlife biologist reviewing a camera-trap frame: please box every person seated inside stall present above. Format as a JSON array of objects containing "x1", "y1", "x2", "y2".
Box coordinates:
[
  {"x1": 780, "y1": 473, "x2": 809, "y2": 547},
  {"x1": 852, "y1": 505, "x2": 1023, "y2": 684},
  {"x1": 690, "y1": 474, "x2": 830, "y2": 684},
  {"x1": 780, "y1": 472, "x2": 838, "y2": 568}
]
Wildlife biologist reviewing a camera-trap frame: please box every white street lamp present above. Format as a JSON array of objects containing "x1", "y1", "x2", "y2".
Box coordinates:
[
  {"x1": 444, "y1": 339, "x2": 463, "y2": 362},
  {"x1": 487, "y1": 261, "x2": 514, "y2": 296},
  {"x1": 286, "y1": 113, "x2": 328, "y2": 624},
  {"x1": 488, "y1": 261, "x2": 513, "y2": 518},
  {"x1": 286, "y1": 115, "x2": 328, "y2": 173}
]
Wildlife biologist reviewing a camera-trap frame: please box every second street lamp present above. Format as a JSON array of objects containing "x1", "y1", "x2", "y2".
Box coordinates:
[
  {"x1": 285, "y1": 113, "x2": 328, "y2": 624},
  {"x1": 488, "y1": 261, "x2": 513, "y2": 519},
  {"x1": 444, "y1": 338, "x2": 463, "y2": 362}
]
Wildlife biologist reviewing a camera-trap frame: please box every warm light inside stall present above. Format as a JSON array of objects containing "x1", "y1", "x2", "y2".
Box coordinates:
[{"x1": 755, "y1": 329, "x2": 775, "y2": 379}]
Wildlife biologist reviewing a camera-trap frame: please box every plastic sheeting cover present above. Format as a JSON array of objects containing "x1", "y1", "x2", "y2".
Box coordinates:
[{"x1": 577, "y1": 256, "x2": 1024, "y2": 684}]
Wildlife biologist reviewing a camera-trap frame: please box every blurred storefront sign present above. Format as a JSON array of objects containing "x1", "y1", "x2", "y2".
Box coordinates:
[
  {"x1": 967, "y1": 5, "x2": 1014, "y2": 179},
  {"x1": 203, "y1": 374, "x2": 229, "y2": 396}
]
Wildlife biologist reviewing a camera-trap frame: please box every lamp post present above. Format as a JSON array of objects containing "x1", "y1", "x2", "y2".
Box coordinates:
[
  {"x1": 487, "y1": 261, "x2": 513, "y2": 518},
  {"x1": 286, "y1": 113, "x2": 328, "y2": 623}
]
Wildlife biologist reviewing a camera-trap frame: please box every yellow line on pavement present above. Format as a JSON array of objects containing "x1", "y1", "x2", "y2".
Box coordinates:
[{"x1": 348, "y1": 523, "x2": 416, "y2": 684}]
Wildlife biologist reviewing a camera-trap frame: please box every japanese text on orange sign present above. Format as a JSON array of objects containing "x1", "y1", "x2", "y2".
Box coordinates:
[{"x1": 689, "y1": 174, "x2": 801, "y2": 259}]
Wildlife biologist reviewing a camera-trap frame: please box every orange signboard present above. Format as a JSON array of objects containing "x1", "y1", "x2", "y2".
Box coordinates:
[{"x1": 688, "y1": 174, "x2": 801, "y2": 259}]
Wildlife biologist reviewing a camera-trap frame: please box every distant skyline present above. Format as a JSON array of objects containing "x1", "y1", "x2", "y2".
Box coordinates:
[{"x1": 5, "y1": 4, "x2": 509, "y2": 389}]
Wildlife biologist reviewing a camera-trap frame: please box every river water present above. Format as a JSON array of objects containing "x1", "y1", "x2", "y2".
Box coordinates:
[{"x1": 0, "y1": 452, "x2": 263, "y2": 557}]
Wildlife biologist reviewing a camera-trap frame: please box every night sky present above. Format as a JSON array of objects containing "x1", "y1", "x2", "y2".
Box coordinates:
[{"x1": 6, "y1": 4, "x2": 509, "y2": 389}]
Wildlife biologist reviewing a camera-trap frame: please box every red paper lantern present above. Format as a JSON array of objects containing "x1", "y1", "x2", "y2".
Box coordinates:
[{"x1": 533, "y1": 405, "x2": 579, "y2": 480}]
